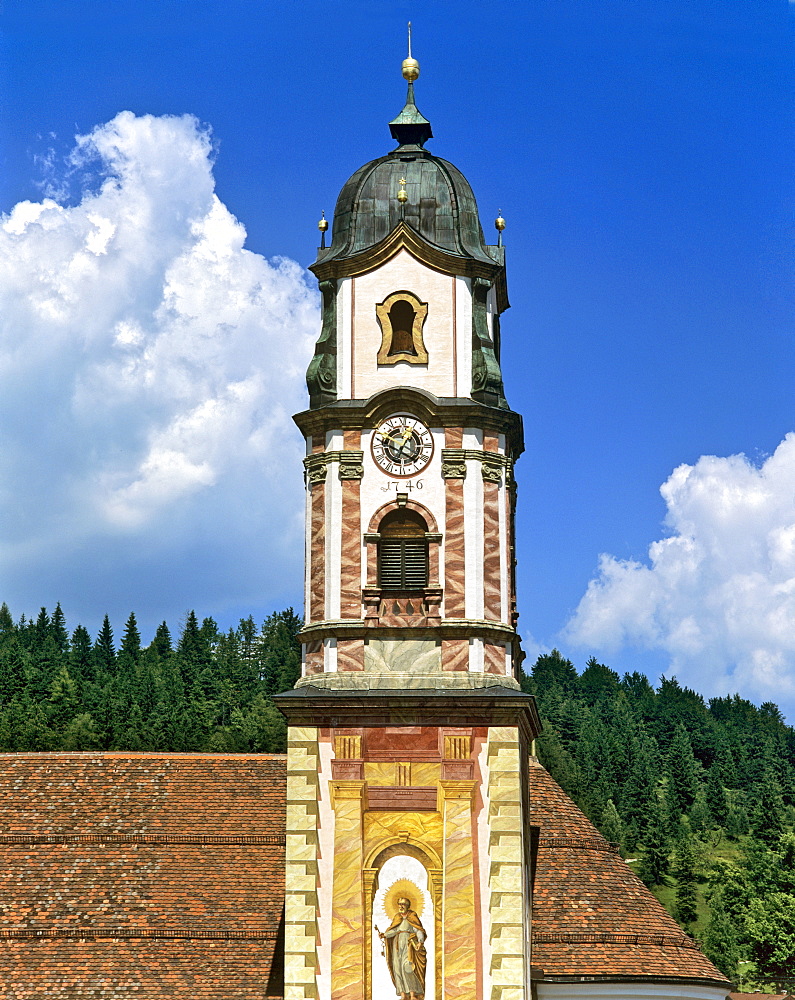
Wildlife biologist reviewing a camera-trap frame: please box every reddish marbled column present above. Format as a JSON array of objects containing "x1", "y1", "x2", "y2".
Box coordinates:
[
  {"x1": 482, "y1": 480, "x2": 502, "y2": 621},
  {"x1": 309, "y1": 479, "x2": 326, "y2": 624},
  {"x1": 337, "y1": 637, "x2": 364, "y2": 672},
  {"x1": 441, "y1": 638, "x2": 470, "y2": 672},
  {"x1": 339, "y1": 429, "x2": 362, "y2": 621},
  {"x1": 484, "y1": 640, "x2": 505, "y2": 675},
  {"x1": 444, "y1": 427, "x2": 466, "y2": 619},
  {"x1": 304, "y1": 640, "x2": 323, "y2": 675}
]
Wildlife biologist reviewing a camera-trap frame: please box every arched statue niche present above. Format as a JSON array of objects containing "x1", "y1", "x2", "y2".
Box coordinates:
[{"x1": 366, "y1": 850, "x2": 439, "y2": 1000}]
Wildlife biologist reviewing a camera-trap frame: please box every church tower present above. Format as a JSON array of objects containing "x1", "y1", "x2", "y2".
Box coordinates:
[{"x1": 277, "y1": 41, "x2": 540, "y2": 1000}]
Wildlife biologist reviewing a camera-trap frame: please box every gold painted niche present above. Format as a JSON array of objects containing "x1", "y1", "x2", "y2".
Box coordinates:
[{"x1": 376, "y1": 290, "x2": 429, "y2": 365}]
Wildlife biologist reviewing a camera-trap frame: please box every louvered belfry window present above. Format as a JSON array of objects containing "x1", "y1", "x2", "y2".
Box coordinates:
[{"x1": 378, "y1": 509, "x2": 428, "y2": 591}]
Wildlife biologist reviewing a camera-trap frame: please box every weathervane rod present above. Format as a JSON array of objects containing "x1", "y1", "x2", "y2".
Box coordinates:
[{"x1": 407, "y1": 21, "x2": 412, "y2": 58}]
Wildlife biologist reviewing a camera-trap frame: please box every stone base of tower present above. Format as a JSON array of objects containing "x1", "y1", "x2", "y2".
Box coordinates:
[{"x1": 276, "y1": 679, "x2": 540, "y2": 1000}]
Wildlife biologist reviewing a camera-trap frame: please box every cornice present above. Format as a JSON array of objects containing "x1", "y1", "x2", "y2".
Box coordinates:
[
  {"x1": 310, "y1": 221, "x2": 509, "y2": 314},
  {"x1": 294, "y1": 390, "x2": 524, "y2": 458},
  {"x1": 298, "y1": 618, "x2": 518, "y2": 643}
]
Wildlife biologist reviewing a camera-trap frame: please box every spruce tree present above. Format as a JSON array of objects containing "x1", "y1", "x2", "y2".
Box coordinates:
[
  {"x1": 600, "y1": 798, "x2": 625, "y2": 850},
  {"x1": 119, "y1": 613, "x2": 141, "y2": 665},
  {"x1": 94, "y1": 615, "x2": 116, "y2": 676},
  {"x1": 639, "y1": 793, "x2": 671, "y2": 887},
  {"x1": 50, "y1": 603, "x2": 70, "y2": 655},
  {"x1": 702, "y1": 888, "x2": 741, "y2": 983},
  {"x1": 667, "y1": 723, "x2": 700, "y2": 817},
  {"x1": 673, "y1": 839, "x2": 699, "y2": 929}
]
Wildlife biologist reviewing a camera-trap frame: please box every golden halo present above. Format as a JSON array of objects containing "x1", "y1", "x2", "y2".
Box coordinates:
[{"x1": 382, "y1": 878, "x2": 425, "y2": 919}]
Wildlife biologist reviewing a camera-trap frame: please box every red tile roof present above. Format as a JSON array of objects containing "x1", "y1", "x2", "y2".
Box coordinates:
[
  {"x1": 529, "y1": 758, "x2": 730, "y2": 986},
  {"x1": 0, "y1": 753, "x2": 730, "y2": 995},
  {"x1": 0, "y1": 753, "x2": 286, "y2": 997}
]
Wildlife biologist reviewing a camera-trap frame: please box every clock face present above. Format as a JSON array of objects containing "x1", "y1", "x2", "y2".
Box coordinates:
[{"x1": 371, "y1": 414, "x2": 434, "y2": 477}]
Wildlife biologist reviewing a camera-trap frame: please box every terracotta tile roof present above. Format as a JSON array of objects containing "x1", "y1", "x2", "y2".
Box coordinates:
[
  {"x1": 528, "y1": 757, "x2": 730, "y2": 986},
  {"x1": 0, "y1": 752, "x2": 731, "y2": 995},
  {"x1": 0, "y1": 753, "x2": 286, "y2": 998}
]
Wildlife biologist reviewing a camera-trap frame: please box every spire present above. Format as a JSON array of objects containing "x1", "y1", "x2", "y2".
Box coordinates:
[{"x1": 389, "y1": 23, "x2": 433, "y2": 148}]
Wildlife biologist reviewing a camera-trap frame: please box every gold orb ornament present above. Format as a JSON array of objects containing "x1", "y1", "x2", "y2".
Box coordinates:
[
  {"x1": 495, "y1": 211, "x2": 506, "y2": 233},
  {"x1": 402, "y1": 22, "x2": 420, "y2": 81},
  {"x1": 402, "y1": 57, "x2": 420, "y2": 82},
  {"x1": 397, "y1": 177, "x2": 408, "y2": 204},
  {"x1": 317, "y1": 210, "x2": 328, "y2": 233}
]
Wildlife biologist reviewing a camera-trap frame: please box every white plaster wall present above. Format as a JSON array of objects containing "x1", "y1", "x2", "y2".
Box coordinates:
[
  {"x1": 455, "y1": 276, "x2": 472, "y2": 398},
  {"x1": 463, "y1": 428, "x2": 484, "y2": 620},
  {"x1": 345, "y1": 250, "x2": 460, "y2": 400},
  {"x1": 537, "y1": 983, "x2": 728, "y2": 1000},
  {"x1": 337, "y1": 279, "x2": 352, "y2": 399},
  {"x1": 323, "y1": 636, "x2": 337, "y2": 672}
]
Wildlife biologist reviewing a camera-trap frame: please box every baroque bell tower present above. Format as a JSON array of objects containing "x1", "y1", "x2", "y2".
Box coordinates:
[{"x1": 277, "y1": 39, "x2": 540, "y2": 1000}]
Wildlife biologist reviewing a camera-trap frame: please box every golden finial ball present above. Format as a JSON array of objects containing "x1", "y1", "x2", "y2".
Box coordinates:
[
  {"x1": 397, "y1": 188, "x2": 408, "y2": 204},
  {"x1": 402, "y1": 57, "x2": 420, "y2": 82},
  {"x1": 318, "y1": 214, "x2": 328, "y2": 232},
  {"x1": 495, "y1": 213, "x2": 506, "y2": 232}
]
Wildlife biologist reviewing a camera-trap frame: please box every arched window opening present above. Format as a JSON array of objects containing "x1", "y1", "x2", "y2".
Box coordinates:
[
  {"x1": 378, "y1": 509, "x2": 428, "y2": 591},
  {"x1": 387, "y1": 300, "x2": 417, "y2": 356}
]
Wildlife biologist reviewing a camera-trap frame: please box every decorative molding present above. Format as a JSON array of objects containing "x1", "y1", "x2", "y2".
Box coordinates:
[
  {"x1": 338, "y1": 450, "x2": 364, "y2": 480},
  {"x1": 0, "y1": 833, "x2": 285, "y2": 846},
  {"x1": 0, "y1": 928, "x2": 280, "y2": 941},
  {"x1": 303, "y1": 450, "x2": 365, "y2": 483},
  {"x1": 306, "y1": 278, "x2": 338, "y2": 408},
  {"x1": 442, "y1": 448, "x2": 511, "y2": 483},
  {"x1": 310, "y1": 221, "x2": 509, "y2": 316},
  {"x1": 533, "y1": 932, "x2": 701, "y2": 951},
  {"x1": 303, "y1": 454, "x2": 328, "y2": 484}
]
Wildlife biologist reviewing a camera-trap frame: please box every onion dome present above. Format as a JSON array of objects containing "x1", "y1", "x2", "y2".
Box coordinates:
[{"x1": 313, "y1": 59, "x2": 500, "y2": 272}]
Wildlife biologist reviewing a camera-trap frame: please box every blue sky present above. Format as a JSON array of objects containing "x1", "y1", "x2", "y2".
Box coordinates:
[{"x1": 2, "y1": 1, "x2": 794, "y2": 720}]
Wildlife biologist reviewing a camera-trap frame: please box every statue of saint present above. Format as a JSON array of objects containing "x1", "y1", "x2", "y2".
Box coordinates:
[{"x1": 378, "y1": 896, "x2": 427, "y2": 1000}]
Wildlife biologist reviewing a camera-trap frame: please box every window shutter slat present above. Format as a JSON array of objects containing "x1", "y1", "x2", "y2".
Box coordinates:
[{"x1": 379, "y1": 539, "x2": 427, "y2": 591}]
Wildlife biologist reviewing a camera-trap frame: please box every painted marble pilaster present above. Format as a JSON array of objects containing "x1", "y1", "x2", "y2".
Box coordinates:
[
  {"x1": 441, "y1": 637, "x2": 469, "y2": 672},
  {"x1": 336, "y1": 637, "x2": 364, "y2": 672},
  {"x1": 330, "y1": 780, "x2": 366, "y2": 1000},
  {"x1": 444, "y1": 478, "x2": 466, "y2": 618},
  {"x1": 340, "y1": 472, "x2": 362, "y2": 620},
  {"x1": 284, "y1": 726, "x2": 321, "y2": 1000},
  {"x1": 310, "y1": 481, "x2": 326, "y2": 625},
  {"x1": 482, "y1": 480, "x2": 502, "y2": 622},
  {"x1": 440, "y1": 780, "x2": 478, "y2": 1000},
  {"x1": 486, "y1": 728, "x2": 528, "y2": 1000},
  {"x1": 484, "y1": 641, "x2": 506, "y2": 676}
]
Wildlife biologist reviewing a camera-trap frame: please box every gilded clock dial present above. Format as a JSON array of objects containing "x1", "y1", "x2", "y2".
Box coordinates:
[{"x1": 371, "y1": 415, "x2": 434, "y2": 477}]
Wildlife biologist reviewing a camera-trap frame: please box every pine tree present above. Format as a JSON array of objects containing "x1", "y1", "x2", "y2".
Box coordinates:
[
  {"x1": 702, "y1": 888, "x2": 741, "y2": 983},
  {"x1": 50, "y1": 603, "x2": 70, "y2": 655},
  {"x1": 600, "y1": 798, "x2": 625, "y2": 850},
  {"x1": 667, "y1": 723, "x2": 700, "y2": 817},
  {"x1": 749, "y1": 766, "x2": 786, "y2": 848},
  {"x1": 94, "y1": 615, "x2": 116, "y2": 676},
  {"x1": 119, "y1": 613, "x2": 141, "y2": 665},
  {"x1": 639, "y1": 793, "x2": 671, "y2": 887},
  {"x1": 705, "y1": 761, "x2": 729, "y2": 827},
  {"x1": 151, "y1": 621, "x2": 173, "y2": 658},
  {"x1": 673, "y1": 839, "x2": 699, "y2": 929},
  {"x1": 0, "y1": 603, "x2": 13, "y2": 636}
]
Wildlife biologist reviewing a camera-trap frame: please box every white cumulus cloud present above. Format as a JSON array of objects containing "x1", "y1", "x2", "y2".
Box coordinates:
[
  {"x1": 0, "y1": 111, "x2": 317, "y2": 633},
  {"x1": 565, "y1": 435, "x2": 795, "y2": 710}
]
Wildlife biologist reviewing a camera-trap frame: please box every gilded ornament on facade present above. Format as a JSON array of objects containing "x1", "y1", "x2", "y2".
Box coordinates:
[{"x1": 376, "y1": 290, "x2": 429, "y2": 366}]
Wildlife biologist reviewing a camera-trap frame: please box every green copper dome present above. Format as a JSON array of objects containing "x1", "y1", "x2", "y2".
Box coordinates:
[{"x1": 315, "y1": 83, "x2": 497, "y2": 269}]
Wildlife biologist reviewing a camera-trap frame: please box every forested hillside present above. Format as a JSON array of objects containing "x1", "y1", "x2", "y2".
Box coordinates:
[
  {"x1": 522, "y1": 650, "x2": 795, "y2": 991},
  {"x1": 0, "y1": 602, "x2": 300, "y2": 754},
  {"x1": 0, "y1": 604, "x2": 792, "y2": 989}
]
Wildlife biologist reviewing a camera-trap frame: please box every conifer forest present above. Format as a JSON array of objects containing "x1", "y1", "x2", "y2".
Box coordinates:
[{"x1": 0, "y1": 604, "x2": 792, "y2": 990}]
